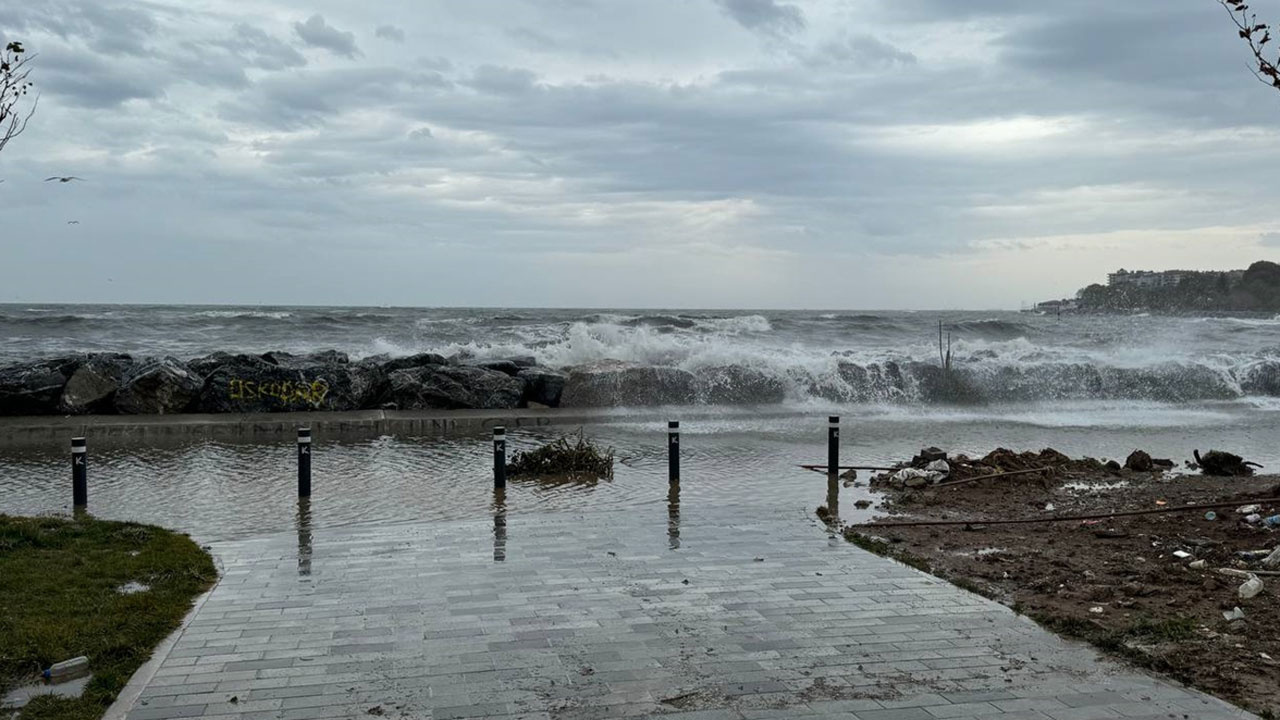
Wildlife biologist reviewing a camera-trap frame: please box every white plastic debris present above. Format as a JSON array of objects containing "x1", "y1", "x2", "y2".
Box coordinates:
[
  {"x1": 889, "y1": 468, "x2": 945, "y2": 488},
  {"x1": 924, "y1": 459, "x2": 950, "y2": 475},
  {"x1": 1189, "y1": 559, "x2": 1207, "y2": 569},
  {"x1": 1263, "y1": 546, "x2": 1280, "y2": 569},
  {"x1": 1237, "y1": 504, "x2": 1261, "y2": 514},
  {"x1": 1089, "y1": 606, "x2": 1104, "y2": 614},
  {"x1": 1239, "y1": 574, "x2": 1264, "y2": 600},
  {"x1": 1172, "y1": 550, "x2": 1192, "y2": 559},
  {"x1": 1223, "y1": 607, "x2": 1245, "y2": 621},
  {"x1": 43, "y1": 657, "x2": 89, "y2": 680},
  {"x1": 1246, "y1": 514, "x2": 1263, "y2": 524},
  {"x1": 1044, "y1": 503, "x2": 1055, "y2": 512}
]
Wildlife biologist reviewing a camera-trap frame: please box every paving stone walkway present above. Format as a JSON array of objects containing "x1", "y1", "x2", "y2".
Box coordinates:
[{"x1": 122, "y1": 498, "x2": 1256, "y2": 720}]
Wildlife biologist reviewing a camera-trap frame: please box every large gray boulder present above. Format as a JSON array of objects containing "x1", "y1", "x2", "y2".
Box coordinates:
[
  {"x1": 0, "y1": 357, "x2": 80, "y2": 415},
  {"x1": 262, "y1": 350, "x2": 350, "y2": 367},
  {"x1": 380, "y1": 365, "x2": 524, "y2": 410},
  {"x1": 188, "y1": 352, "x2": 264, "y2": 379},
  {"x1": 694, "y1": 365, "x2": 786, "y2": 404},
  {"x1": 559, "y1": 361, "x2": 697, "y2": 407},
  {"x1": 60, "y1": 353, "x2": 134, "y2": 414},
  {"x1": 518, "y1": 367, "x2": 568, "y2": 407},
  {"x1": 197, "y1": 355, "x2": 382, "y2": 413},
  {"x1": 378, "y1": 353, "x2": 450, "y2": 373},
  {"x1": 115, "y1": 357, "x2": 203, "y2": 415}
]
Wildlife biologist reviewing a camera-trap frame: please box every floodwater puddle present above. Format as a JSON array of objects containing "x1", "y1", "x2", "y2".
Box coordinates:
[{"x1": 2, "y1": 673, "x2": 92, "y2": 710}]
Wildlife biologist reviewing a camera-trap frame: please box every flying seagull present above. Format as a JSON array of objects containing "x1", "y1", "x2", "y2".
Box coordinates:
[
  {"x1": 44, "y1": 176, "x2": 83, "y2": 183},
  {"x1": 67, "y1": 220, "x2": 80, "y2": 225}
]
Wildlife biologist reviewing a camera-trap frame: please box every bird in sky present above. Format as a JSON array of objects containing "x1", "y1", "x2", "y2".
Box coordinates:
[
  {"x1": 66, "y1": 220, "x2": 80, "y2": 225},
  {"x1": 44, "y1": 176, "x2": 83, "y2": 183}
]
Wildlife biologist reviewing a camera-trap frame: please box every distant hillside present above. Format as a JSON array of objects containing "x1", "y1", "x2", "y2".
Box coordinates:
[{"x1": 1077, "y1": 261, "x2": 1280, "y2": 312}]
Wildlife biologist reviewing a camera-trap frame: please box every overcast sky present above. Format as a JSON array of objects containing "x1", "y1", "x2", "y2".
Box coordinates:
[{"x1": 0, "y1": 0, "x2": 1278, "y2": 309}]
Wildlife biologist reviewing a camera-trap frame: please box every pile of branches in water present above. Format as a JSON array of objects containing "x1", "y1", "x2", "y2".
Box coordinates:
[{"x1": 509, "y1": 431, "x2": 615, "y2": 479}]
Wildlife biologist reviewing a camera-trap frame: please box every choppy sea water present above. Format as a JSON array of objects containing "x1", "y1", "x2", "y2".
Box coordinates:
[
  {"x1": 3, "y1": 304, "x2": 1280, "y2": 405},
  {"x1": 2, "y1": 304, "x2": 1279, "y2": 541}
]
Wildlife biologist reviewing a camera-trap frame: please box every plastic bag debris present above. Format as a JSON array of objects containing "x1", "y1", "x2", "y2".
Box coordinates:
[{"x1": 1223, "y1": 607, "x2": 1245, "y2": 621}]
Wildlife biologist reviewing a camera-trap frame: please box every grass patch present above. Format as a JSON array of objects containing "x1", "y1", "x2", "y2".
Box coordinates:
[
  {"x1": 509, "y1": 431, "x2": 614, "y2": 479},
  {"x1": 0, "y1": 514, "x2": 216, "y2": 720}
]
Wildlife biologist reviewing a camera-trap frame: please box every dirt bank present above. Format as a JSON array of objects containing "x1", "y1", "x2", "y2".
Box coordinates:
[{"x1": 838, "y1": 449, "x2": 1280, "y2": 719}]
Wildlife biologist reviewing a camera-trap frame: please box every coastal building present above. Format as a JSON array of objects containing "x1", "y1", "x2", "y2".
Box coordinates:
[{"x1": 1107, "y1": 268, "x2": 1234, "y2": 289}]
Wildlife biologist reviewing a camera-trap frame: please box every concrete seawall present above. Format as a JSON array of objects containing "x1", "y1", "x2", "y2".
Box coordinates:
[
  {"x1": 0, "y1": 408, "x2": 620, "y2": 448},
  {"x1": 0, "y1": 406, "x2": 798, "y2": 448}
]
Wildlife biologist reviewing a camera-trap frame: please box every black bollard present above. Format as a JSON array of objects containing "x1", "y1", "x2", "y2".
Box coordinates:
[
  {"x1": 827, "y1": 416, "x2": 839, "y2": 476},
  {"x1": 71, "y1": 437, "x2": 87, "y2": 508},
  {"x1": 493, "y1": 427, "x2": 506, "y2": 490},
  {"x1": 297, "y1": 427, "x2": 312, "y2": 497},
  {"x1": 668, "y1": 421, "x2": 680, "y2": 483}
]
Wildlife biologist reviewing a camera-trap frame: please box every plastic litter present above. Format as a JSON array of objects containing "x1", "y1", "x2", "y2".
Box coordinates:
[
  {"x1": 42, "y1": 657, "x2": 89, "y2": 680},
  {"x1": 1237, "y1": 550, "x2": 1273, "y2": 560},
  {"x1": 1204, "y1": 511, "x2": 1218, "y2": 521},
  {"x1": 1189, "y1": 559, "x2": 1207, "y2": 569},
  {"x1": 1089, "y1": 606, "x2": 1104, "y2": 614},
  {"x1": 1237, "y1": 504, "x2": 1262, "y2": 514},
  {"x1": 1264, "y1": 547, "x2": 1280, "y2": 568},
  {"x1": 889, "y1": 468, "x2": 945, "y2": 488},
  {"x1": 1239, "y1": 574, "x2": 1264, "y2": 600},
  {"x1": 1246, "y1": 514, "x2": 1263, "y2": 524},
  {"x1": 1172, "y1": 550, "x2": 1192, "y2": 559},
  {"x1": 1044, "y1": 503, "x2": 1055, "y2": 512},
  {"x1": 924, "y1": 459, "x2": 949, "y2": 475},
  {"x1": 1223, "y1": 607, "x2": 1245, "y2": 621},
  {"x1": 1264, "y1": 515, "x2": 1280, "y2": 529}
]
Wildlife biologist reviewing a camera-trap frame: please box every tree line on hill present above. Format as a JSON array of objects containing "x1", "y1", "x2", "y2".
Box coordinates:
[{"x1": 1077, "y1": 261, "x2": 1280, "y2": 312}]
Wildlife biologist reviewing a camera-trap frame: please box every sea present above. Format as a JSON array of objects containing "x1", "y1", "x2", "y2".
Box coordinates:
[{"x1": 2, "y1": 304, "x2": 1279, "y2": 541}]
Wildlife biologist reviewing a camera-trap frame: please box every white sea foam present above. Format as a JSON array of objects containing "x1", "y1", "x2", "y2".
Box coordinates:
[{"x1": 197, "y1": 310, "x2": 293, "y2": 319}]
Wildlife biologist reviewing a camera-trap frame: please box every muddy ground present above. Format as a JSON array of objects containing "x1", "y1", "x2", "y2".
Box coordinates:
[{"x1": 837, "y1": 449, "x2": 1280, "y2": 719}]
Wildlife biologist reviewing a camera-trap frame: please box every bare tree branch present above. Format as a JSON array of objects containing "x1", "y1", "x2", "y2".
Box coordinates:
[
  {"x1": 1219, "y1": 0, "x2": 1280, "y2": 91},
  {"x1": 0, "y1": 41, "x2": 38, "y2": 156}
]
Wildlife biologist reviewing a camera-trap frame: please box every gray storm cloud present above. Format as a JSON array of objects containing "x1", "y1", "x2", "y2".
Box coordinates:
[{"x1": 0, "y1": 0, "x2": 1276, "y2": 308}]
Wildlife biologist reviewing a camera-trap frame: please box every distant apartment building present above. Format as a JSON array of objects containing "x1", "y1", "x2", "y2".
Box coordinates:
[{"x1": 1107, "y1": 268, "x2": 1237, "y2": 289}]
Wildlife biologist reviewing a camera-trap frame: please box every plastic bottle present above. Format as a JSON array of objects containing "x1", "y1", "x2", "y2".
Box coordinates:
[
  {"x1": 1239, "y1": 575, "x2": 1264, "y2": 600},
  {"x1": 1263, "y1": 515, "x2": 1280, "y2": 529},
  {"x1": 42, "y1": 656, "x2": 89, "y2": 680}
]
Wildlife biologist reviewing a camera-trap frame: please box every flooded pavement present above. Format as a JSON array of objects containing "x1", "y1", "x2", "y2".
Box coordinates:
[
  {"x1": 5, "y1": 403, "x2": 1280, "y2": 542},
  {"x1": 119, "y1": 504, "x2": 1257, "y2": 719}
]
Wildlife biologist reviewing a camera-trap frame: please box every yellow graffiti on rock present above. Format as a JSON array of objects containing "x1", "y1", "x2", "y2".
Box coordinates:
[{"x1": 229, "y1": 378, "x2": 330, "y2": 407}]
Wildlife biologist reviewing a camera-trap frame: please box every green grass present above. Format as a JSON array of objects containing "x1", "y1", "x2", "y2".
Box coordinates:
[{"x1": 0, "y1": 514, "x2": 216, "y2": 720}]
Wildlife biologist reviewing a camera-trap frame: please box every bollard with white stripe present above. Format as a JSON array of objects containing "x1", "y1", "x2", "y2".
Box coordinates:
[
  {"x1": 827, "y1": 416, "x2": 839, "y2": 476},
  {"x1": 668, "y1": 421, "x2": 680, "y2": 484},
  {"x1": 493, "y1": 427, "x2": 506, "y2": 490},
  {"x1": 297, "y1": 428, "x2": 312, "y2": 497},
  {"x1": 71, "y1": 437, "x2": 87, "y2": 508}
]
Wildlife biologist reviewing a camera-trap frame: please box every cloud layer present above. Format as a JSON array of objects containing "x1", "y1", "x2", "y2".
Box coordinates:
[{"x1": 0, "y1": 0, "x2": 1277, "y2": 307}]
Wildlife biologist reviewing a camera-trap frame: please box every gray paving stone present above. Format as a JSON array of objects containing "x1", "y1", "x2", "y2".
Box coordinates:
[{"x1": 120, "y1": 506, "x2": 1261, "y2": 719}]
